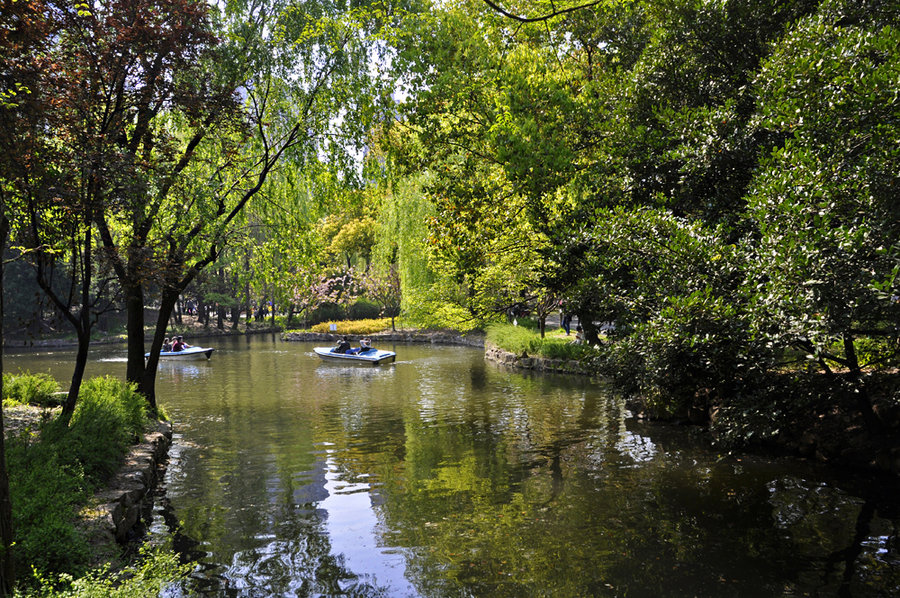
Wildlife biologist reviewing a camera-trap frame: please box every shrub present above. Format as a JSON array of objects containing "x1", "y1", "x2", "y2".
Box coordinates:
[
  {"x1": 65, "y1": 377, "x2": 148, "y2": 482},
  {"x1": 309, "y1": 318, "x2": 392, "y2": 335},
  {"x1": 539, "y1": 338, "x2": 593, "y2": 361},
  {"x1": 7, "y1": 436, "x2": 90, "y2": 580},
  {"x1": 308, "y1": 302, "x2": 346, "y2": 325},
  {"x1": 8, "y1": 376, "x2": 155, "y2": 588},
  {"x1": 2, "y1": 371, "x2": 60, "y2": 407},
  {"x1": 23, "y1": 543, "x2": 188, "y2": 597},
  {"x1": 347, "y1": 298, "x2": 383, "y2": 320}
]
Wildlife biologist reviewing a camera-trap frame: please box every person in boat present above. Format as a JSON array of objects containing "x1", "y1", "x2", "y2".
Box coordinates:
[
  {"x1": 334, "y1": 337, "x2": 351, "y2": 354},
  {"x1": 172, "y1": 336, "x2": 192, "y2": 352},
  {"x1": 346, "y1": 337, "x2": 372, "y2": 355},
  {"x1": 162, "y1": 337, "x2": 172, "y2": 352}
]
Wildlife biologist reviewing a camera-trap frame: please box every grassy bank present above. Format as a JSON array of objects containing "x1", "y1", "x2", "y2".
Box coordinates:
[
  {"x1": 485, "y1": 322, "x2": 596, "y2": 361},
  {"x1": 3, "y1": 373, "x2": 186, "y2": 596}
]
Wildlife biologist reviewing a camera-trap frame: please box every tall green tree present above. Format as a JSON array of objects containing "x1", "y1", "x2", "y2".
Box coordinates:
[
  {"x1": 0, "y1": 0, "x2": 64, "y2": 586},
  {"x1": 747, "y1": 0, "x2": 900, "y2": 429},
  {"x1": 46, "y1": 0, "x2": 392, "y2": 406},
  {"x1": 386, "y1": 0, "x2": 899, "y2": 432}
]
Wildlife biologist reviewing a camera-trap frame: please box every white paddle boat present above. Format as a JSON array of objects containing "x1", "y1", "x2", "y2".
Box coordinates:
[
  {"x1": 146, "y1": 346, "x2": 215, "y2": 360},
  {"x1": 314, "y1": 346, "x2": 396, "y2": 365}
]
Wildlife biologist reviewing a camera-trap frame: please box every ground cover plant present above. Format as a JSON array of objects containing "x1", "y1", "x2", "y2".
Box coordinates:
[
  {"x1": 486, "y1": 323, "x2": 594, "y2": 362},
  {"x1": 20, "y1": 545, "x2": 188, "y2": 598},
  {"x1": 308, "y1": 318, "x2": 393, "y2": 335},
  {"x1": 2, "y1": 372, "x2": 60, "y2": 408},
  {"x1": 3, "y1": 374, "x2": 183, "y2": 594}
]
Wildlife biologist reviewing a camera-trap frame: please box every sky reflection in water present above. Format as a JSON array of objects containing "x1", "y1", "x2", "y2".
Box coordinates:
[{"x1": 5, "y1": 336, "x2": 898, "y2": 596}]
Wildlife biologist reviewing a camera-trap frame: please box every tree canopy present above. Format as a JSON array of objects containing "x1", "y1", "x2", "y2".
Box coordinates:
[{"x1": 2, "y1": 0, "x2": 898, "y2": 438}]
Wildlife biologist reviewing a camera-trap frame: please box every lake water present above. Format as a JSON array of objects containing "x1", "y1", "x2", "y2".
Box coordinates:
[{"x1": 5, "y1": 334, "x2": 899, "y2": 596}]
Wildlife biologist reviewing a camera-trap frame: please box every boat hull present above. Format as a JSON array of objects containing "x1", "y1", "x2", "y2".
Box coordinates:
[
  {"x1": 145, "y1": 347, "x2": 215, "y2": 360},
  {"x1": 314, "y1": 347, "x2": 396, "y2": 365}
]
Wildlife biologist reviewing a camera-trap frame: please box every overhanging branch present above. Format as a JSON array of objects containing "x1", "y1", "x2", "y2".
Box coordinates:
[{"x1": 481, "y1": 0, "x2": 604, "y2": 23}]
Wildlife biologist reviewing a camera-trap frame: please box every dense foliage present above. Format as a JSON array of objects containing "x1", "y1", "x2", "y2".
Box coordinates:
[
  {"x1": 5, "y1": 375, "x2": 158, "y2": 588},
  {"x1": 375, "y1": 0, "x2": 899, "y2": 440},
  {"x1": 1, "y1": 372, "x2": 59, "y2": 408}
]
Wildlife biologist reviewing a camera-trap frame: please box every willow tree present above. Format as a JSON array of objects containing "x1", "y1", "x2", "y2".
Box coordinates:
[
  {"x1": 244, "y1": 162, "x2": 327, "y2": 327},
  {"x1": 43, "y1": 0, "x2": 395, "y2": 406}
]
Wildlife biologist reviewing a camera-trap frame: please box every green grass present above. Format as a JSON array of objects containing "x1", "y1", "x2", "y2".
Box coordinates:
[
  {"x1": 486, "y1": 323, "x2": 594, "y2": 361},
  {"x1": 2, "y1": 370, "x2": 61, "y2": 407}
]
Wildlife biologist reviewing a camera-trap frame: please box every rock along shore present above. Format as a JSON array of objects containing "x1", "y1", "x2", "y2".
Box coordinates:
[
  {"x1": 483, "y1": 343, "x2": 593, "y2": 375},
  {"x1": 78, "y1": 421, "x2": 173, "y2": 561}
]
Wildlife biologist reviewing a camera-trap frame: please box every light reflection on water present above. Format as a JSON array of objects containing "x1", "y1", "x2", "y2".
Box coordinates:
[
  {"x1": 319, "y1": 451, "x2": 418, "y2": 597},
  {"x1": 5, "y1": 336, "x2": 899, "y2": 596}
]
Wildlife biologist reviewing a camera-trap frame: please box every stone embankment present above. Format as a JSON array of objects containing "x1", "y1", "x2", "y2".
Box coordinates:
[
  {"x1": 79, "y1": 421, "x2": 173, "y2": 550},
  {"x1": 3, "y1": 324, "x2": 281, "y2": 349},
  {"x1": 483, "y1": 344, "x2": 592, "y2": 375}
]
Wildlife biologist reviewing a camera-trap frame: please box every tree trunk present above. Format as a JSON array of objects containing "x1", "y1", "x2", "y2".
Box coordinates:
[
  {"x1": 35, "y1": 227, "x2": 95, "y2": 426},
  {"x1": 216, "y1": 304, "x2": 225, "y2": 330},
  {"x1": 59, "y1": 328, "x2": 91, "y2": 425},
  {"x1": 197, "y1": 298, "x2": 208, "y2": 327},
  {"x1": 140, "y1": 292, "x2": 179, "y2": 411},
  {"x1": 287, "y1": 304, "x2": 296, "y2": 327},
  {"x1": 0, "y1": 215, "x2": 16, "y2": 595},
  {"x1": 581, "y1": 315, "x2": 601, "y2": 346},
  {"x1": 844, "y1": 333, "x2": 883, "y2": 435}
]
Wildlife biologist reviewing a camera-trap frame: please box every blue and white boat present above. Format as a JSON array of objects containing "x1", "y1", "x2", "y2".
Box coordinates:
[
  {"x1": 145, "y1": 346, "x2": 215, "y2": 360},
  {"x1": 314, "y1": 346, "x2": 396, "y2": 365}
]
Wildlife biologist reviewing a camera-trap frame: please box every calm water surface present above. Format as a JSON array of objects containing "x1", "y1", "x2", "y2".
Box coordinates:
[{"x1": 6, "y1": 335, "x2": 899, "y2": 597}]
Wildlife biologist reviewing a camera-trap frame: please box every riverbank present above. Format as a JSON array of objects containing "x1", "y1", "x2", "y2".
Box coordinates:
[
  {"x1": 77, "y1": 420, "x2": 172, "y2": 565},
  {"x1": 288, "y1": 329, "x2": 900, "y2": 478},
  {"x1": 282, "y1": 328, "x2": 486, "y2": 347},
  {"x1": 4, "y1": 405, "x2": 173, "y2": 572}
]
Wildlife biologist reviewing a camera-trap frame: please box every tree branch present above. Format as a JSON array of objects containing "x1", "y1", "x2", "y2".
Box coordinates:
[{"x1": 481, "y1": 0, "x2": 604, "y2": 23}]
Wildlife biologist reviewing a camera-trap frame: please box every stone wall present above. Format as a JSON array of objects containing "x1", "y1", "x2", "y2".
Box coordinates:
[
  {"x1": 483, "y1": 344, "x2": 592, "y2": 375},
  {"x1": 80, "y1": 421, "x2": 173, "y2": 546}
]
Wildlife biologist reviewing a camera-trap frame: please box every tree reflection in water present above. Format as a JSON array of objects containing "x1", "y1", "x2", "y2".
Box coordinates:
[{"x1": 11, "y1": 338, "x2": 895, "y2": 596}]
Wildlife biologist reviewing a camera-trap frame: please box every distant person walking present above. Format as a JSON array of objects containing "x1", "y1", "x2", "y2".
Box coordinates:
[{"x1": 561, "y1": 313, "x2": 572, "y2": 335}]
